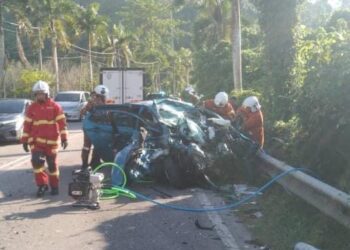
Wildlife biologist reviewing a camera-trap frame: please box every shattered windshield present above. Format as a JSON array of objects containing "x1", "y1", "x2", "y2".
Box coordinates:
[
  {"x1": 156, "y1": 99, "x2": 202, "y2": 126},
  {"x1": 157, "y1": 102, "x2": 184, "y2": 126},
  {"x1": 156, "y1": 101, "x2": 206, "y2": 144}
]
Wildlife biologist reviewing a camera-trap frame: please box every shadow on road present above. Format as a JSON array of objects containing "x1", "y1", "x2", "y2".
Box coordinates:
[
  {"x1": 93, "y1": 184, "x2": 226, "y2": 250},
  {"x1": 0, "y1": 163, "x2": 79, "y2": 210}
]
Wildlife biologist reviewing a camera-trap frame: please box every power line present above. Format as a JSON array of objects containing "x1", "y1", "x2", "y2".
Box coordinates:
[
  {"x1": 70, "y1": 43, "x2": 117, "y2": 56},
  {"x1": 3, "y1": 28, "x2": 16, "y2": 33}
]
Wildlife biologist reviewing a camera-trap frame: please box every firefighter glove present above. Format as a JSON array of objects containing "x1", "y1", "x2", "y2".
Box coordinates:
[
  {"x1": 61, "y1": 140, "x2": 68, "y2": 150},
  {"x1": 23, "y1": 143, "x2": 29, "y2": 152}
]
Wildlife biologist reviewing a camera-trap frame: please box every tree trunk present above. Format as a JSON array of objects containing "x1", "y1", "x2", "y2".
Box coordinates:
[
  {"x1": 16, "y1": 28, "x2": 31, "y2": 68},
  {"x1": 231, "y1": 0, "x2": 242, "y2": 91},
  {"x1": 88, "y1": 33, "x2": 93, "y2": 90},
  {"x1": 0, "y1": 3, "x2": 5, "y2": 98},
  {"x1": 51, "y1": 20, "x2": 59, "y2": 94}
]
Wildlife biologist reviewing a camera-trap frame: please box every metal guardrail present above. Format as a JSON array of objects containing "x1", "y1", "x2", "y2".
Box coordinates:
[{"x1": 256, "y1": 150, "x2": 350, "y2": 229}]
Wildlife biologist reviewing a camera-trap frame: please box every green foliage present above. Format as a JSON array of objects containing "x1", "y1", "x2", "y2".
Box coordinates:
[
  {"x1": 294, "y1": 27, "x2": 350, "y2": 189},
  {"x1": 117, "y1": 0, "x2": 188, "y2": 92},
  {"x1": 192, "y1": 41, "x2": 233, "y2": 98},
  {"x1": 16, "y1": 69, "x2": 53, "y2": 97},
  {"x1": 257, "y1": 0, "x2": 299, "y2": 121},
  {"x1": 230, "y1": 88, "x2": 261, "y2": 106}
]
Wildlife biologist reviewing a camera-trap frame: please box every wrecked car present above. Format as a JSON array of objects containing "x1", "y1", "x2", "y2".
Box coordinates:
[{"x1": 83, "y1": 98, "x2": 258, "y2": 188}]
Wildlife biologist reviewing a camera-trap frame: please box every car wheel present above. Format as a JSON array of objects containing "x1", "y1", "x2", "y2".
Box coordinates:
[{"x1": 164, "y1": 157, "x2": 187, "y2": 189}]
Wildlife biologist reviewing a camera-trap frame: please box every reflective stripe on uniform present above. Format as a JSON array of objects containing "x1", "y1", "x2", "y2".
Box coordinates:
[
  {"x1": 25, "y1": 117, "x2": 33, "y2": 122},
  {"x1": 56, "y1": 114, "x2": 65, "y2": 121},
  {"x1": 48, "y1": 170, "x2": 59, "y2": 176},
  {"x1": 22, "y1": 132, "x2": 29, "y2": 138},
  {"x1": 60, "y1": 130, "x2": 68, "y2": 135},
  {"x1": 28, "y1": 137, "x2": 34, "y2": 143},
  {"x1": 36, "y1": 137, "x2": 58, "y2": 145},
  {"x1": 33, "y1": 166, "x2": 45, "y2": 173},
  {"x1": 51, "y1": 148, "x2": 58, "y2": 154},
  {"x1": 33, "y1": 120, "x2": 56, "y2": 126}
]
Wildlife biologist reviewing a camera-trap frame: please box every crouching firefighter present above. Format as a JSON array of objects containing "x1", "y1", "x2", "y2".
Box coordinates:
[{"x1": 21, "y1": 80, "x2": 68, "y2": 197}]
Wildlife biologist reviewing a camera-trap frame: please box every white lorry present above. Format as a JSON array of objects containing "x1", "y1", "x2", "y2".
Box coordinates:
[{"x1": 100, "y1": 68, "x2": 144, "y2": 104}]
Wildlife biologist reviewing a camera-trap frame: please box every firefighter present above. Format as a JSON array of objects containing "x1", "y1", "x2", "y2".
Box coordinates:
[
  {"x1": 181, "y1": 86, "x2": 202, "y2": 105},
  {"x1": 203, "y1": 91, "x2": 235, "y2": 120},
  {"x1": 21, "y1": 80, "x2": 68, "y2": 197},
  {"x1": 236, "y1": 96, "x2": 264, "y2": 148},
  {"x1": 81, "y1": 85, "x2": 109, "y2": 170}
]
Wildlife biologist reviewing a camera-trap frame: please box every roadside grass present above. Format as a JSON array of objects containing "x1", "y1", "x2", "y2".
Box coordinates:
[{"x1": 243, "y1": 186, "x2": 350, "y2": 250}]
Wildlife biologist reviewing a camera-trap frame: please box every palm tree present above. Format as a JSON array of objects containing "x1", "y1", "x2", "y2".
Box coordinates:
[
  {"x1": 75, "y1": 3, "x2": 108, "y2": 89},
  {"x1": 28, "y1": 0, "x2": 76, "y2": 93},
  {"x1": 104, "y1": 24, "x2": 133, "y2": 68},
  {"x1": 5, "y1": 0, "x2": 32, "y2": 67}
]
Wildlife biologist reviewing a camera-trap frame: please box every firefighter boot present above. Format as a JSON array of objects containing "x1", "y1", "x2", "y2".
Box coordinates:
[
  {"x1": 36, "y1": 185, "x2": 49, "y2": 197},
  {"x1": 51, "y1": 187, "x2": 59, "y2": 195}
]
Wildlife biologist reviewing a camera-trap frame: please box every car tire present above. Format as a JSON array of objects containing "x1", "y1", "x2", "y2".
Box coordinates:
[{"x1": 164, "y1": 157, "x2": 187, "y2": 189}]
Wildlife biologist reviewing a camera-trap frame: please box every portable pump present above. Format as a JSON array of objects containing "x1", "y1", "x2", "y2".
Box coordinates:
[{"x1": 68, "y1": 168, "x2": 104, "y2": 209}]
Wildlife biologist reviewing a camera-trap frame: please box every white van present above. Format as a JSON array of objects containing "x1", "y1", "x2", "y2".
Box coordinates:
[{"x1": 54, "y1": 91, "x2": 90, "y2": 121}]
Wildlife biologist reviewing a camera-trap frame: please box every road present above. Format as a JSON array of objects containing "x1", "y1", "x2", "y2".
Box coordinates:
[{"x1": 0, "y1": 122, "x2": 256, "y2": 250}]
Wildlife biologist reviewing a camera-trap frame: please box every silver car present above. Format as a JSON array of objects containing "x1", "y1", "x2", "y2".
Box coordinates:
[
  {"x1": 0, "y1": 98, "x2": 32, "y2": 142},
  {"x1": 54, "y1": 91, "x2": 90, "y2": 121}
]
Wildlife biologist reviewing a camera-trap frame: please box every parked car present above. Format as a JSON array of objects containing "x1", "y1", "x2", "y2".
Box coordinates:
[
  {"x1": 0, "y1": 98, "x2": 32, "y2": 142},
  {"x1": 54, "y1": 91, "x2": 90, "y2": 121}
]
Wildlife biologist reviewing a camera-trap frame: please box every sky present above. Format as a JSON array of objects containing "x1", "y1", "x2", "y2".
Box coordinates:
[
  {"x1": 309, "y1": 0, "x2": 342, "y2": 8},
  {"x1": 328, "y1": 0, "x2": 342, "y2": 8}
]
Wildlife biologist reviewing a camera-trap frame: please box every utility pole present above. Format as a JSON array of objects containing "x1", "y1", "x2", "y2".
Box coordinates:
[
  {"x1": 232, "y1": 0, "x2": 242, "y2": 91},
  {"x1": 0, "y1": 1, "x2": 5, "y2": 98}
]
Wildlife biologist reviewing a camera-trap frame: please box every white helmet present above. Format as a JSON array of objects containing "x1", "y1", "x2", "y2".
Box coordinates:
[
  {"x1": 94, "y1": 85, "x2": 109, "y2": 98},
  {"x1": 242, "y1": 96, "x2": 261, "y2": 112},
  {"x1": 32, "y1": 80, "x2": 50, "y2": 96},
  {"x1": 214, "y1": 92, "x2": 228, "y2": 107},
  {"x1": 185, "y1": 86, "x2": 195, "y2": 95}
]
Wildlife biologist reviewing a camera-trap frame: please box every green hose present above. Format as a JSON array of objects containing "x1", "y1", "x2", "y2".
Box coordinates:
[{"x1": 92, "y1": 162, "x2": 136, "y2": 200}]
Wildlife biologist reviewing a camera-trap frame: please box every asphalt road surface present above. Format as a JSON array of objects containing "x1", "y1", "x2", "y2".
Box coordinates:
[{"x1": 0, "y1": 122, "x2": 257, "y2": 250}]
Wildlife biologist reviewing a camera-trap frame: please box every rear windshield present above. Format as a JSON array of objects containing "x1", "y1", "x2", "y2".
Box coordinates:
[
  {"x1": 0, "y1": 100, "x2": 25, "y2": 113},
  {"x1": 55, "y1": 93, "x2": 81, "y2": 102}
]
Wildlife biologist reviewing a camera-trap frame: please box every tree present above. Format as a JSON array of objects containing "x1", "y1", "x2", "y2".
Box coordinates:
[
  {"x1": 118, "y1": 0, "x2": 184, "y2": 91},
  {"x1": 257, "y1": 0, "x2": 300, "y2": 120},
  {"x1": 232, "y1": 0, "x2": 242, "y2": 91},
  {"x1": 0, "y1": 1, "x2": 5, "y2": 97},
  {"x1": 5, "y1": 0, "x2": 32, "y2": 67},
  {"x1": 75, "y1": 2, "x2": 108, "y2": 88},
  {"x1": 103, "y1": 24, "x2": 133, "y2": 68},
  {"x1": 28, "y1": 0, "x2": 76, "y2": 93}
]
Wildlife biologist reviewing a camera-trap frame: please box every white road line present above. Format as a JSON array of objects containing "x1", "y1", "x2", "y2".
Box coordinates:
[
  {"x1": 0, "y1": 155, "x2": 30, "y2": 170},
  {"x1": 0, "y1": 131, "x2": 82, "y2": 171},
  {"x1": 197, "y1": 192, "x2": 241, "y2": 250}
]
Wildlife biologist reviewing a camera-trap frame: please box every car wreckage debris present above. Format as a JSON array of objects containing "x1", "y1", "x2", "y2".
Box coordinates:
[{"x1": 83, "y1": 98, "x2": 260, "y2": 189}]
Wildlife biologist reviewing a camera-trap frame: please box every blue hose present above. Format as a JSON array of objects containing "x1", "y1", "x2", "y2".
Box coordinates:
[{"x1": 94, "y1": 162, "x2": 304, "y2": 213}]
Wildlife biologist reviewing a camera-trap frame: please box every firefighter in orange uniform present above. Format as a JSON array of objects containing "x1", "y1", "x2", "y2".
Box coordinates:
[
  {"x1": 236, "y1": 96, "x2": 264, "y2": 148},
  {"x1": 203, "y1": 92, "x2": 235, "y2": 120},
  {"x1": 21, "y1": 80, "x2": 68, "y2": 197}
]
